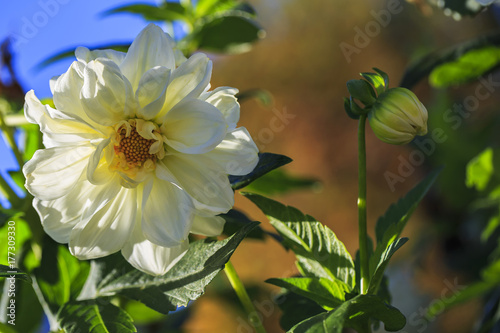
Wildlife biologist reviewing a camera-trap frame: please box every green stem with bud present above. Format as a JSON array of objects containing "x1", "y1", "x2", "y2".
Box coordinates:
[
  {"x1": 358, "y1": 114, "x2": 370, "y2": 295},
  {"x1": 224, "y1": 260, "x2": 267, "y2": 333}
]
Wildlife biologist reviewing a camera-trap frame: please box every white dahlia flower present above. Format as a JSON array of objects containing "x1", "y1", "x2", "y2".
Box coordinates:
[{"x1": 22, "y1": 23, "x2": 259, "y2": 275}]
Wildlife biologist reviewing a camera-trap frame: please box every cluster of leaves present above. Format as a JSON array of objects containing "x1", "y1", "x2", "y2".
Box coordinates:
[
  {"x1": 41, "y1": 0, "x2": 265, "y2": 68},
  {"x1": 242, "y1": 170, "x2": 440, "y2": 332}
]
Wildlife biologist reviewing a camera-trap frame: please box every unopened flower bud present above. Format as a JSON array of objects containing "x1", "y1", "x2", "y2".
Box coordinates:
[{"x1": 368, "y1": 87, "x2": 428, "y2": 145}]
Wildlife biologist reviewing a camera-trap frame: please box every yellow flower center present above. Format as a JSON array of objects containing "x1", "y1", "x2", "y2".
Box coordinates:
[
  {"x1": 115, "y1": 126, "x2": 156, "y2": 165},
  {"x1": 109, "y1": 119, "x2": 164, "y2": 181}
]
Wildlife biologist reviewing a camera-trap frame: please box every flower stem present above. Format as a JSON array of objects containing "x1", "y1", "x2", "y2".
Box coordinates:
[
  {"x1": 224, "y1": 260, "x2": 267, "y2": 333},
  {"x1": 358, "y1": 114, "x2": 370, "y2": 295}
]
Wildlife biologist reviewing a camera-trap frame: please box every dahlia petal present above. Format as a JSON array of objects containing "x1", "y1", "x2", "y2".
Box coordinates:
[
  {"x1": 141, "y1": 178, "x2": 194, "y2": 247},
  {"x1": 86, "y1": 138, "x2": 112, "y2": 185},
  {"x1": 25, "y1": 90, "x2": 101, "y2": 148},
  {"x1": 33, "y1": 178, "x2": 99, "y2": 243},
  {"x1": 52, "y1": 61, "x2": 106, "y2": 131},
  {"x1": 202, "y1": 87, "x2": 240, "y2": 130},
  {"x1": 206, "y1": 127, "x2": 259, "y2": 176},
  {"x1": 69, "y1": 187, "x2": 137, "y2": 259},
  {"x1": 162, "y1": 99, "x2": 226, "y2": 154},
  {"x1": 75, "y1": 46, "x2": 126, "y2": 65},
  {"x1": 190, "y1": 214, "x2": 226, "y2": 236},
  {"x1": 161, "y1": 153, "x2": 234, "y2": 215},
  {"x1": 122, "y1": 222, "x2": 189, "y2": 276},
  {"x1": 158, "y1": 53, "x2": 212, "y2": 119},
  {"x1": 81, "y1": 59, "x2": 135, "y2": 125},
  {"x1": 135, "y1": 66, "x2": 170, "y2": 120},
  {"x1": 23, "y1": 144, "x2": 95, "y2": 201},
  {"x1": 120, "y1": 23, "x2": 176, "y2": 90}
]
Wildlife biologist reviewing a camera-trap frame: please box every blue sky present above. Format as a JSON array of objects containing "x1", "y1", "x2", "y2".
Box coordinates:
[
  {"x1": 0, "y1": 0, "x2": 170, "y2": 207},
  {"x1": 2, "y1": 0, "x2": 167, "y2": 97}
]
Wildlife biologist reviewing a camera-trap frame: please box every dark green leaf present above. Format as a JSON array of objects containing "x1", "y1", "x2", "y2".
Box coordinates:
[
  {"x1": 344, "y1": 97, "x2": 360, "y2": 120},
  {"x1": 103, "y1": 3, "x2": 188, "y2": 23},
  {"x1": 288, "y1": 294, "x2": 406, "y2": 333},
  {"x1": 244, "y1": 169, "x2": 318, "y2": 196},
  {"x1": 400, "y1": 32, "x2": 500, "y2": 89},
  {"x1": 38, "y1": 43, "x2": 131, "y2": 69},
  {"x1": 33, "y1": 237, "x2": 90, "y2": 316},
  {"x1": 0, "y1": 265, "x2": 31, "y2": 283},
  {"x1": 220, "y1": 209, "x2": 266, "y2": 239},
  {"x1": 243, "y1": 193, "x2": 355, "y2": 289},
  {"x1": 277, "y1": 290, "x2": 326, "y2": 331},
  {"x1": 266, "y1": 277, "x2": 349, "y2": 309},
  {"x1": 78, "y1": 222, "x2": 258, "y2": 314},
  {"x1": 367, "y1": 238, "x2": 408, "y2": 295},
  {"x1": 441, "y1": 0, "x2": 482, "y2": 17},
  {"x1": 58, "y1": 299, "x2": 136, "y2": 333},
  {"x1": 191, "y1": 12, "x2": 264, "y2": 54},
  {"x1": 229, "y1": 153, "x2": 292, "y2": 190},
  {"x1": 346, "y1": 79, "x2": 376, "y2": 105}
]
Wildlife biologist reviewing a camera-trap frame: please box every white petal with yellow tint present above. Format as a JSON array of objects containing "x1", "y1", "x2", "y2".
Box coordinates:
[
  {"x1": 81, "y1": 59, "x2": 135, "y2": 125},
  {"x1": 206, "y1": 127, "x2": 259, "y2": 176},
  {"x1": 122, "y1": 221, "x2": 189, "y2": 276},
  {"x1": 162, "y1": 99, "x2": 226, "y2": 154},
  {"x1": 25, "y1": 90, "x2": 102, "y2": 148},
  {"x1": 33, "y1": 177, "x2": 112, "y2": 243},
  {"x1": 23, "y1": 144, "x2": 95, "y2": 201},
  {"x1": 190, "y1": 214, "x2": 226, "y2": 237},
  {"x1": 75, "y1": 46, "x2": 126, "y2": 65},
  {"x1": 157, "y1": 53, "x2": 212, "y2": 119},
  {"x1": 202, "y1": 87, "x2": 240, "y2": 130},
  {"x1": 120, "y1": 23, "x2": 175, "y2": 90},
  {"x1": 69, "y1": 186, "x2": 137, "y2": 259},
  {"x1": 161, "y1": 153, "x2": 234, "y2": 215},
  {"x1": 141, "y1": 177, "x2": 194, "y2": 247},
  {"x1": 135, "y1": 66, "x2": 170, "y2": 120},
  {"x1": 86, "y1": 138, "x2": 112, "y2": 185},
  {"x1": 52, "y1": 61, "x2": 106, "y2": 131}
]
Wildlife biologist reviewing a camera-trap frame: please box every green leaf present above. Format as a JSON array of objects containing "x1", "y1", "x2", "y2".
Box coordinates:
[
  {"x1": 0, "y1": 265, "x2": 31, "y2": 283},
  {"x1": 244, "y1": 169, "x2": 318, "y2": 196},
  {"x1": 482, "y1": 216, "x2": 500, "y2": 242},
  {"x1": 266, "y1": 277, "x2": 349, "y2": 310},
  {"x1": 38, "y1": 43, "x2": 131, "y2": 69},
  {"x1": 276, "y1": 290, "x2": 326, "y2": 331},
  {"x1": 360, "y1": 72, "x2": 386, "y2": 95},
  {"x1": 400, "y1": 32, "x2": 500, "y2": 89},
  {"x1": 58, "y1": 299, "x2": 136, "y2": 333},
  {"x1": 287, "y1": 294, "x2": 406, "y2": 333},
  {"x1": 466, "y1": 147, "x2": 494, "y2": 191},
  {"x1": 373, "y1": 67, "x2": 389, "y2": 89},
  {"x1": 346, "y1": 79, "x2": 376, "y2": 105},
  {"x1": 78, "y1": 222, "x2": 258, "y2": 314},
  {"x1": 103, "y1": 3, "x2": 188, "y2": 23},
  {"x1": 194, "y1": 0, "x2": 237, "y2": 17},
  {"x1": 190, "y1": 12, "x2": 264, "y2": 54},
  {"x1": 367, "y1": 238, "x2": 408, "y2": 295},
  {"x1": 430, "y1": 46, "x2": 500, "y2": 88},
  {"x1": 243, "y1": 193, "x2": 355, "y2": 289},
  {"x1": 372, "y1": 169, "x2": 440, "y2": 274},
  {"x1": 33, "y1": 237, "x2": 90, "y2": 316},
  {"x1": 229, "y1": 153, "x2": 292, "y2": 190},
  {"x1": 220, "y1": 209, "x2": 266, "y2": 239}
]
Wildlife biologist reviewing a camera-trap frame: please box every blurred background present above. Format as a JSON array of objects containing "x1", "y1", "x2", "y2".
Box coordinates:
[{"x1": 2, "y1": 0, "x2": 500, "y2": 332}]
